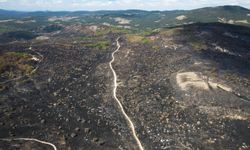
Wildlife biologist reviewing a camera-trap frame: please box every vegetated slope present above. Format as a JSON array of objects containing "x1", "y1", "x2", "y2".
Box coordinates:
[
  {"x1": 185, "y1": 6, "x2": 250, "y2": 23},
  {"x1": 0, "y1": 5, "x2": 250, "y2": 32}
]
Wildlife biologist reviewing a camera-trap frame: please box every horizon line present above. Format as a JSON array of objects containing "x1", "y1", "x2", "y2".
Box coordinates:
[{"x1": 0, "y1": 5, "x2": 249, "y2": 13}]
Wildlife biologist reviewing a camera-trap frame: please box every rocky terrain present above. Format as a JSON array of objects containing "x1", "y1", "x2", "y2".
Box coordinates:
[
  {"x1": 114, "y1": 23, "x2": 250, "y2": 149},
  {"x1": 0, "y1": 7, "x2": 250, "y2": 150}
]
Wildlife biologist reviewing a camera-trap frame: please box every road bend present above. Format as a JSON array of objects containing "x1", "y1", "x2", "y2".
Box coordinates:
[
  {"x1": 0, "y1": 138, "x2": 57, "y2": 150},
  {"x1": 109, "y1": 37, "x2": 144, "y2": 150}
]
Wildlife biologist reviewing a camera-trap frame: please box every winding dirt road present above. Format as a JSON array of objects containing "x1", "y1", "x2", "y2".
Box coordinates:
[
  {"x1": 109, "y1": 37, "x2": 144, "y2": 150},
  {"x1": 0, "y1": 38, "x2": 143, "y2": 150},
  {"x1": 0, "y1": 138, "x2": 57, "y2": 150}
]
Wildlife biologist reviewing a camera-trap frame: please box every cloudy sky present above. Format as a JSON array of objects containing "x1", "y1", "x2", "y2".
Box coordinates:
[{"x1": 0, "y1": 0, "x2": 250, "y2": 11}]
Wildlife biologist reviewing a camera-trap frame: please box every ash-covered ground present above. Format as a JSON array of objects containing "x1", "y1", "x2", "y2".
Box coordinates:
[{"x1": 0, "y1": 23, "x2": 250, "y2": 150}]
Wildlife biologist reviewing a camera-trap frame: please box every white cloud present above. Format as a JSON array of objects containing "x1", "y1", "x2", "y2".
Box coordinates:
[{"x1": 0, "y1": 0, "x2": 8, "y2": 3}]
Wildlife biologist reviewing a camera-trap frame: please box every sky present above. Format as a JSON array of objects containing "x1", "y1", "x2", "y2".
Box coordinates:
[{"x1": 0, "y1": 0, "x2": 250, "y2": 11}]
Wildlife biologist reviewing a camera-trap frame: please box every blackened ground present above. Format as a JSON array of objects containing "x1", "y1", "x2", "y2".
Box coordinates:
[
  {"x1": 0, "y1": 23, "x2": 249, "y2": 150},
  {"x1": 112, "y1": 23, "x2": 250, "y2": 149},
  {"x1": 0, "y1": 32, "x2": 138, "y2": 149}
]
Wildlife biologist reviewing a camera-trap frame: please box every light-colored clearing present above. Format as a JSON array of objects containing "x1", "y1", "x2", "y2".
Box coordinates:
[
  {"x1": 235, "y1": 20, "x2": 249, "y2": 24},
  {"x1": 228, "y1": 19, "x2": 234, "y2": 24},
  {"x1": 176, "y1": 15, "x2": 187, "y2": 21},
  {"x1": 88, "y1": 25, "x2": 98, "y2": 32},
  {"x1": 36, "y1": 36, "x2": 50, "y2": 40},
  {"x1": 154, "y1": 20, "x2": 161, "y2": 23},
  {"x1": 0, "y1": 19, "x2": 14, "y2": 23},
  {"x1": 176, "y1": 72, "x2": 209, "y2": 90},
  {"x1": 215, "y1": 45, "x2": 230, "y2": 53},
  {"x1": 194, "y1": 61, "x2": 203, "y2": 65},
  {"x1": 218, "y1": 17, "x2": 226, "y2": 23},
  {"x1": 164, "y1": 44, "x2": 180, "y2": 50},
  {"x1": 218, "y1": 17, "x2": 249, "y2": 24},
  {"x1": 213, "y1": 43, "x2": 240, "y2": 57},
  {"x1": 218, "y1": 17, "x2": 234, "y2": 24},
  {"x1": 176, "y1": 72, "x2": 231, "y2": 91},
  {"x1": 102, "y1": 22, "x2": 111, "y2": 26},
  {"x1": 31, "y1": 56, "x2": 40, "y2": 62},
  {"x1": 48, "y1": 16, "x2": 78, "y2": 22},
  {"x1": 114, "y1": 17, "x2": 131, "y2": 24},
  {"x1": 15, "y1": 20, "x2": 36, "y2": 24}
]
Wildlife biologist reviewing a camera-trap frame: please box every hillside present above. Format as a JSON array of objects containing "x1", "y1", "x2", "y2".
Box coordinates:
[
  {"x1": 0, "y1": 5, "x2": 250, "y2": 150},
  {"x1": 0, "y1": 5, "x2": 250, "y2": 31}
]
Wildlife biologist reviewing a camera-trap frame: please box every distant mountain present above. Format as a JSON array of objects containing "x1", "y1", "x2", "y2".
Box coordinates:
[
  {"x1": 121, "y1": 5, "x2": 250, "y2": 28},
  {"x1": 0, "y1": 9, "x2": 30, "y2": 15},
  {"x1": 0, "y1": 9, "x2": 28, "y2": 19},
  {"x1": 0, "y1": 5, "x2": 249, "y2": 29},
  {"x1": 183, "y1": 5, "x2": 250, "y2": 23}
]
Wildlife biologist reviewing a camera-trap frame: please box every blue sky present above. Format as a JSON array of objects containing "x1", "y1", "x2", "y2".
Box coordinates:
[{"x1": 0, "y1": 0, "x2": 250, "y2": 11}]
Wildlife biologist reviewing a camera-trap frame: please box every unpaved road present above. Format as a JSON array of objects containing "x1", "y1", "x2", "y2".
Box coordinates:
[{"x1": 109, "y1": 37, "x2": 144, "y2": 150}]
